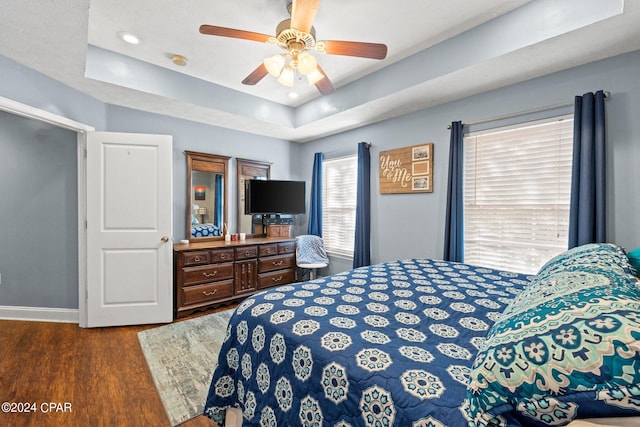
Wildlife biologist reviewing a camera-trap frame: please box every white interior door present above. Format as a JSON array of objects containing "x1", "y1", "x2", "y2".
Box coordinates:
[{"x1": 86, "y1": 132, "x2": 173, "y2": 327}]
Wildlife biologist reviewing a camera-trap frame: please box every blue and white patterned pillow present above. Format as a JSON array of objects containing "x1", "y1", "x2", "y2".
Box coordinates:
[{"x1": 465, "y1": 243, "x2": 640, "y2": 426}]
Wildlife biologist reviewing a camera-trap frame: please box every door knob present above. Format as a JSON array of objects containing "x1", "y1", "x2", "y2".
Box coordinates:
[{"x1": 161, "y1": 236, "x2": 170, "y2": 242}]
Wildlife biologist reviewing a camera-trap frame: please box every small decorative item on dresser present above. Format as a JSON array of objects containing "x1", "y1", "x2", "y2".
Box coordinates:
[{"x1": 266, "y1": 224, "x2": 291, "y2": 238}]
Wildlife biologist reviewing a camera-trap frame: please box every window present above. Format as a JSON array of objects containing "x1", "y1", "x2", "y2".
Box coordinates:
[
  {"x1": 322, "y1": 155, "x2": 358, "y2": 258},
  {"x1": 463, "y1": 116, "x2": 574, "y2": 274}
]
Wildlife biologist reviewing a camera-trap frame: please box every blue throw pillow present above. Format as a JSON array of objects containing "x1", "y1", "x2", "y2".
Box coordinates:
[{"x1": 465, "y1": 243, "x2": 640, "y2": 427}]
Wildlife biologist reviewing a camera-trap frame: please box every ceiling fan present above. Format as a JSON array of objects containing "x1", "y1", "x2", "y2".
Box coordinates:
[{"x1": 199, "y1": 0, "x2": 388, "y2": 95}]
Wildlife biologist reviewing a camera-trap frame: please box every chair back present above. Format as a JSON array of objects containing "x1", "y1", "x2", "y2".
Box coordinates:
[{"x1": 296, "y1": 235, "x2": 329, "y2": 265}]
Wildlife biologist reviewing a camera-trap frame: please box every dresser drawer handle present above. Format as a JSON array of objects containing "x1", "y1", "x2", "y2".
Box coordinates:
[
  {"x1": 202, "y1": 290, "x2": 218, "y2": 296},
  {"x1": 194, "y1": 256, "x2": 202, "y2": 262},
  {"x1": 272, "y1": 260, "x2": 284, "y2": 266},
  {"x1": 245, "y1": 251, "x2": 253, "y2": 256},
  {"x1": 203, "y1": 271, "x2": 218, "y2": 277},
  {"x1": 271, "y1": 276, "x2": 283, "y2": 282},
  {"x1": 220, "y1": 254, "x2": 227, "y2": 259}
]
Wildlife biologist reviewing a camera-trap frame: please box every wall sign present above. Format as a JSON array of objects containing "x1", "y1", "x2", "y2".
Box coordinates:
[{"x1": 379, "y1": 143, "x2": 433, "y2": 194}]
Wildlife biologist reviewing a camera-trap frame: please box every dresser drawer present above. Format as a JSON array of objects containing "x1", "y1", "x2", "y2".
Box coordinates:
[
  {"x1": 181, "y1": 251, "x2": 210, "y2": 266},
  {"x1": 258, "y1": 243, "x2": 279, "y2": 257},
  {"x1": 210, "y1": 248, "x2": 234, "y2": 263},
  {"x1": 278, "y1": 241, "x2": 296, "y2": 254},
  {"x1": 183, "y1": 262, "x2": 234, "y2": 285},
  {"x1": 181, "y1": 280, "x2": 234, "y2": 306},
  {"x1": 258, "y1": 268, "x2": 295, "y2": 289},
  {"x1": 258, "y1": 254, "x2": 295, "y2": 273},
  {"x1": 235, "y1": 246, "x2": 258, "y2": 260}
]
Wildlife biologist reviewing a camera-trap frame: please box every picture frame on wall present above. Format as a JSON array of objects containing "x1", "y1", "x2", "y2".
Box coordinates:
[
  {"x1": 379, "y1": 143, "x2": 434, "y2": 194},
  {"x1": 412, "y1": 177, "x2": 430, "y2": 191},
  {"x1": 412, "y1": 145, "x2": 430, "y2": 160},
  {"x1": 194, "y1": 186, "x2": 206, "y2": 200}
]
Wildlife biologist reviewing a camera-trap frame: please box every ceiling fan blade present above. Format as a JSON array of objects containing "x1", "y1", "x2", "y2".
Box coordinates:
[
  {"x1": 322, "y1": 40, "x2": 388, "y2": 60},
  {"x1": 199, "y1": 25, "x2": 272, "y2": 43},
  {"x1": 314, "y1": 65, "x2": 335, "y2": 95},
  {"x1": 291, "y1": 0, "x2": 320, "y2": 33},
  {"x1": 242, "y1": 64, "x2": 269, "y2": 85}
]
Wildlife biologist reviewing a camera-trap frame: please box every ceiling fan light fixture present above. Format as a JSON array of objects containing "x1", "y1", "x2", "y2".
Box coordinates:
[
  {"x1": 277, "y1": 66, "x2": 295, "y2": 87},
  {"x1": 199, "y1": 0, "x2": 387, "y2": 95},
  {"x1": 264, "y1": 54, "x2": 286, "y2": 77},
  {"x1": 297, "y1": 52, "x2": 318, "y2": 75}
]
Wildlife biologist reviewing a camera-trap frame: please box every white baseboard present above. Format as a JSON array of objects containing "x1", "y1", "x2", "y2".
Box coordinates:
[{"x1": 0, "y1": 305, "x2": 79, "y2": 323}]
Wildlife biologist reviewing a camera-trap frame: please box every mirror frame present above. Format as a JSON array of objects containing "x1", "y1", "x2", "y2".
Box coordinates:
[
  {"x1": 186, "y1": 151, "x2": 230, "y2": 242},
  {"x1": 236, "y1": 158, "x2": 271, "y2": 237}
]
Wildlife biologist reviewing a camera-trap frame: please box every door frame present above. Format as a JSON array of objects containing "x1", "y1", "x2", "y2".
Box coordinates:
[{"x1": 0, "y1": 96, "x2": 94, "y2": 326}]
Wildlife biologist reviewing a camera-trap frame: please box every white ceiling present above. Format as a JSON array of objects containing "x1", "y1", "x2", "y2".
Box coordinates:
[
  {"x1": 1, "y1": 0, "x2": 639, "y2": 142},
  {"x1": 86, "y1": 0, "x2": 531, "y2": 106}
]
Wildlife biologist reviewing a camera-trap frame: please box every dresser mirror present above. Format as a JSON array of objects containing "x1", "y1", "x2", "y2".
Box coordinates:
[
  {"x1": 236, "y1": 158, "x2": 271, "y2": 237},
  {"x1": 186, "y1": 151, "x2": 230, "y2": 242}
]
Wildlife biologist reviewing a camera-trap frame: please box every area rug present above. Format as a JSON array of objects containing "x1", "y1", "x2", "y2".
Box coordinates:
[{"x1": 138, "y1": 309, "x2": 233, "y2": 426}]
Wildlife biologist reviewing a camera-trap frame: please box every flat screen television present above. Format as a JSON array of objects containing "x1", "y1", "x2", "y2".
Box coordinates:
[{"x1": 245, "y1": 179, "x2": 306, "y2": 215}]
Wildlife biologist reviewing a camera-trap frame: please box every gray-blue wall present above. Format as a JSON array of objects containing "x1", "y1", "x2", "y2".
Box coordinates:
[
  {"x1": 0, "y1": 53, "x2": 294, "y2": 309},
  {"x1": 1, "y1": 48, "x2": 639, "y2": 308},
  {"x1": 295, "y1": 50, "x2": 640, "y2": 274},
  {"x1": 0, "y1": 110, "x2": 79, "y2": 308},
  {"x1": 103, "y1": 105, "x2": 294, "y2": 241}
]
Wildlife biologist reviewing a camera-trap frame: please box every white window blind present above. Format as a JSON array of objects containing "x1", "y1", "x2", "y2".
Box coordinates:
[
  {"x1": 322, "y1": 155, "x2": 358, "y2": 258},
  {"x1": 463, "y1": 116, "x2": 574, "y2": 275}
]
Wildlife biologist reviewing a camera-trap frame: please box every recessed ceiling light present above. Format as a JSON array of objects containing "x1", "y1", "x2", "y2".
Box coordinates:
[
  {"x1": 118, "y1": 31, "x2": 140, "y2": 45},
  {"x1": 288, "y1": 92, "x2": 299, "y2": 99}
]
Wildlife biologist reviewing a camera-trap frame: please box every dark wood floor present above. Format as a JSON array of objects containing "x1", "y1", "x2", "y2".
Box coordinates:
[{"x1": 0, "y1": 309, "x2": 230, "y2": 427}]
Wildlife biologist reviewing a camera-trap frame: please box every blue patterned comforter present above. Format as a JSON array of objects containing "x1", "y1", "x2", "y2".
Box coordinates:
[{"x1": 204, "y1": 259, "x2": 532, "y2": 426}]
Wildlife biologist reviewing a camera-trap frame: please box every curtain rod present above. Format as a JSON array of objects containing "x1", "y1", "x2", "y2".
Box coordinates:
[
  {"x1": 322, "y1": 142, "x2": 371, "y2": 156},
  {"x1": 447, "y1": 91, "x2": 610, "y2": 129}
]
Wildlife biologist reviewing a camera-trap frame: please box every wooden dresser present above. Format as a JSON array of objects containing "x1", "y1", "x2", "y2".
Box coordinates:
[{"x1": 173, "y1": 237, "x2": 296, "y2": 318}]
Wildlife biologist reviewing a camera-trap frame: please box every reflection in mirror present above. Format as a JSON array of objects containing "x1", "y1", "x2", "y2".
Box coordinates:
[
  {"x1": 191, "y1": 170, "x2": 223, "y2": 236},
  {"x1": 237, "y1": 158, "x2": 271, "y2": 236},
  {"x1": 186, "y1": 151, "x2": 229, "y2": 242}
]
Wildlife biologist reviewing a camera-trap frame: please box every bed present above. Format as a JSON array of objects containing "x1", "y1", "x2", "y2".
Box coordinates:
[{"x1": 204, "y1": 243, "x2": 640, "y2": 426}]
